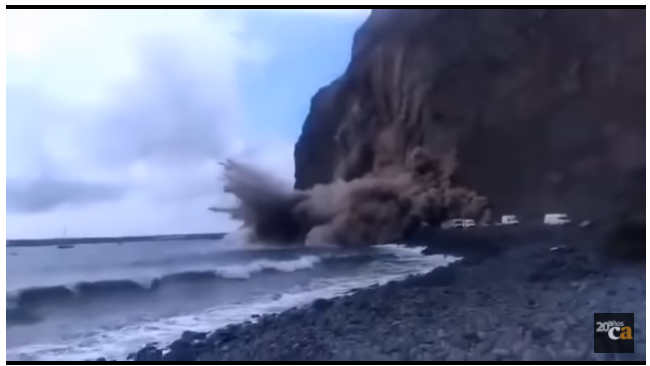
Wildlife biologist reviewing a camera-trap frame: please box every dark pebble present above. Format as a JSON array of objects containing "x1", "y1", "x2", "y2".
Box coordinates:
[
  {"x1": 181, "y1": 330, "x2": 207, "y2": 342},
  {"x1": 208, "y1": 329, "x2": 238, "y2": 345},
  {"x1": 531, "y1": 327, "x2": 552, "y2": 341},
  {"x1": 164, "y1": 349, "x2": 195, "y2": 362},
  {"x1": 164, "y1": 339, "x2": 201, "y2": 361},
  {"x1": 169, "y1": 339, "x2": 191, "y2": 351},
  {"x1": 606, "y1": 289, "x2": 617, "y2": 296},
  {"x1": 312, "y1": 298, "x2": 333, "y2": 312},
  {"x1": 409, "y1": 266, "x2": 457, "y2": 287},
  {"x1": 135, "y1": 346, "x2": 163, "y2": 362},
  {"x1": 462, "y1": 331, "x2": 481, "y2": 345}
]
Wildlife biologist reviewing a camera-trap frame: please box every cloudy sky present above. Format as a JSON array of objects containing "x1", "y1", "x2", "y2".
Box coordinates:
[{"x1": 6, "y1": 9, "x2": 369, "y2": 239}]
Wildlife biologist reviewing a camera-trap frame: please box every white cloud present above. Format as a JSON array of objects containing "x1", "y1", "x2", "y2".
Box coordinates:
[
  {"x1": 6, "y1": 8, "x2": 358, "y2": 239},
  {"x1": 7, "y1": 9, "x2": 270, "y2": 105},
  {"x1": 7, "y1": 9, "x2": 93, "y2": 59},
  {"x1": 6, "y1": 9, "x2": 283, "y2": 239}
]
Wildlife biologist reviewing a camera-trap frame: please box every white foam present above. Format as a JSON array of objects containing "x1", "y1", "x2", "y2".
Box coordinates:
[
  {"x1": 214, "y1": 255, "x2": 323, "y2": 279},
  {"x1": 8, "y1": 255, "x2": 326, "y2": 296},
  {"x1": 374, "y1": 243, "x2": 434, "y2": 258},
  {"x1": 7, "y1": 246, "x2": 459, "y2": 361}
]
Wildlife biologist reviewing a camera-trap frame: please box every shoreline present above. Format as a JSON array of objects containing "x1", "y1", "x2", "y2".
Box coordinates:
[{"x1": 121, "y1": 227, "x2": 645, "y2": 362}]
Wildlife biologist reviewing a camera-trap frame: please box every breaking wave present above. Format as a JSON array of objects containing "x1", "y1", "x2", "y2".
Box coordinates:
[
  {"x1": 7, "y1": 245, "x2": 457, "y2": 361},
  {"x1": 7, "y1": 255, "x2": 325, "y2": 320}
]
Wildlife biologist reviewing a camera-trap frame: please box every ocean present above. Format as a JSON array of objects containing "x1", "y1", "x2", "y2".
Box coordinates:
[{"x1": 6, "y1": 232, "x2": 456, "y2": 361}]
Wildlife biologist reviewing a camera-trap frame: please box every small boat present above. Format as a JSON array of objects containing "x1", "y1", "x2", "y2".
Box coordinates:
[{"x1": 57, "y1": 226, "x2": 75, "y2": 249}]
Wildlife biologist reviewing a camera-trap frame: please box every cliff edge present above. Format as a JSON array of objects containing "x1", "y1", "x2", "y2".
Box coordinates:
[{"x1": 294, "y1": 9, "x2": 645, "y2": 251}]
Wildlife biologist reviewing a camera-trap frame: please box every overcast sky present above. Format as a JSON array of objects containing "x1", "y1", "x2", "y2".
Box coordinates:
[{"x1": 6, "y1": 9, "x2": 369, "y2": 239}]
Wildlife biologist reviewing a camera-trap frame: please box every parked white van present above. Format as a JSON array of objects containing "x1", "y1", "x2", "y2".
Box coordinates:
[
  {"x1": 494, "y1": 215, "x2": 519, "y2": 226},
  {"x1": 441, "y1": 219, "x2": 462, "y2": 229},
  {"x1": 441, "y1": 219, "x2": 476, "y2": 229},
  {"x1": 544, "y1": 213, "x2": 571, "y2": 225}
]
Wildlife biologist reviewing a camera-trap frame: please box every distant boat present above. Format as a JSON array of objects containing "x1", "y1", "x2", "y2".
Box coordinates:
[{"x1": 58, "y1": 226, "x2": 74, "y2": 248}]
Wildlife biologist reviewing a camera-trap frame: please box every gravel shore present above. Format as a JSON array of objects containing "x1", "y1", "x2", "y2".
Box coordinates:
[{"x1": 125, "y1": 231, "x2": 645, "y2": 362}]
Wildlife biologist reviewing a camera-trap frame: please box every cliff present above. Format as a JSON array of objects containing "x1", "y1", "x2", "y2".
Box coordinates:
[{"x1": 294, "y1": 9, "x2": 645, "y2": 240}]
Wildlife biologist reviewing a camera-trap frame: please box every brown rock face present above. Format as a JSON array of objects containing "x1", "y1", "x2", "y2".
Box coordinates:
[{"x1": 294, "y1": 9, "x2": 645, "y2": 229}]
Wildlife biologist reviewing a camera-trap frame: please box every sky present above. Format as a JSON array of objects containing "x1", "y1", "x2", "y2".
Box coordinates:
[{"x1": 6, "y1": 9, "x2": 370, "y2": 239}]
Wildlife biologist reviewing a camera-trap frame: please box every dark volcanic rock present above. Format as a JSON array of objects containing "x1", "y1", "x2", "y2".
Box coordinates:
[
  {"x1": 134, "y1": 345, "x2": 162, "y2": 362},
  {"x1": 190, "y1": 240, "x2": 645, "y2": 362},
  {"x1": 180, "y1": 330, "x2": 207, "y2": 342},
  {"x1": 119, "y1": 235, "x2": 644, "y2": 362},
  {"x1": 605, "y1": 217, "x2": 646, "y2": 261},
  {"x1": 312, "y1": 298, "x2": 334, "y2": 312},
  {"x1": 294, "y1": 8, "x2": 645, "y2": 254},
  {"x1": 164, "y1": 339, "x2": 196, "y2": 361}
]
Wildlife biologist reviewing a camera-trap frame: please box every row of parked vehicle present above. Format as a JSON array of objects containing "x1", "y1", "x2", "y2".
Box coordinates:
[{"x1": 442, "y1": 213, "x2": 574, "y2": 229}]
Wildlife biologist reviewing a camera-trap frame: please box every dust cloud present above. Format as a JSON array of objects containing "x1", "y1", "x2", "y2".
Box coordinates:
[{"x1": 214, "y1": 148, "x2": 490, "y2": 247}]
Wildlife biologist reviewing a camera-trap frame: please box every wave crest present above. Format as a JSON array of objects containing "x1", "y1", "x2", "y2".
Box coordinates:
[{"x1": 7, "y1": 255, "x2": 324, "y2": 319}]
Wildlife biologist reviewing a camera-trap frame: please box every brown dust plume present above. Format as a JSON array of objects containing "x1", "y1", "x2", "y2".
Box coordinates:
[{"x1": 214, "y1": 148, "x2": 490, "y2": 247}]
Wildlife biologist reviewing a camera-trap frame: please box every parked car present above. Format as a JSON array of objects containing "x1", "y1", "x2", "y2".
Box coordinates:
[
  {"x1": 441, "y1": 218, "x2": 476, "y2": 229},
  {"x1": 494, "y1": 215, "x2": 519, "y2": 226},
  {"x1": 578, "y1": 220, "x2": 592, "y2": 228},
  {"x1": 544, "y1": 213, "x2": 571, "y2": 226},
  {"x1": 441, "y1": 219, "x2": 465, "y2": 229}
]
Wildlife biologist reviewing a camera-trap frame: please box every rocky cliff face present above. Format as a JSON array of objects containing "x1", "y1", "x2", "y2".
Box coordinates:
[{"x1": 294, "y1": 9, "x2": 645, "y2": 231}]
